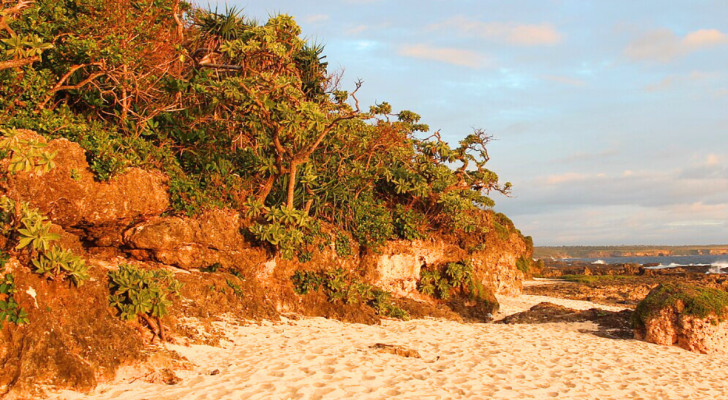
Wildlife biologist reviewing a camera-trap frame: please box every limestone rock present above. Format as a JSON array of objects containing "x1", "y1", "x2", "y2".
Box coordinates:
[
  {"x1": 123, "y1": 209, "x2": 267, "y2": 270},
  {"x1": 634, "y1": 284, "x2": 728, "y2": 354},
  {"x1": 362, "y1": 239, "x2": 466, "y2": 298},
  {"x1": 6, "y1": 131, "x2": 168, "y2": 234}
]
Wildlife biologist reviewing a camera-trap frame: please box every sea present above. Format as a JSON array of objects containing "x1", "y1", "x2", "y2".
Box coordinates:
[{"x1": 562, "y1": 255, "x2": 728, "y2": 274}]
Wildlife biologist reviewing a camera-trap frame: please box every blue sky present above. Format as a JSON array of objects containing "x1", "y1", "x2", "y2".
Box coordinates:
[{"x1": 204, "y1": 0, "x2": 728, "y2": 246}]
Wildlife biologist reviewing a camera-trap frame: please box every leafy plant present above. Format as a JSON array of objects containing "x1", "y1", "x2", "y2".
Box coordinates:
[
  {"x1": 334, "y1": 231, "x2": 352, "y2": 257},
  {"x1": 0, "y1": 252, "x2": 28, "y2": 327},
  {"x1": 0, "y1": 196, "x2": 89, "y2": 286},
  {"x1": 32, "y1": 246, "x2": 89, "y2": 285},
  {"x1": 0, "y1": 129, "x2": 56, "y2": 175},
  {"x1": 249, "y1": 206, "x2": 314, "y2": 259},
  {"x1": 109, "y1": 264, "x2": 182, "y2": 341},
  {"x1": 418, "y1": 261, "x2": 489, "y2": 302},
  {"x1": 291, "y1": 268, "x2": 409, "y2": 320},
  {"x1": 16, "y1": 211, "x2": 60, "y2": 253}
]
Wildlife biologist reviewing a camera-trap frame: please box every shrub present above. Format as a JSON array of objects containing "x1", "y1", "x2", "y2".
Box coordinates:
[
  {"x1": 291, "y1": 268, "x2": 409, "y2": 320},
  {"x1": 0, "y1": 197, "x2": 90, "y2": 286},
  {"x1": 418, "y1": 260, "x2": 490, "y2": 303},
  {"x1": 352, "y1": 197, "x2": 394, "y2": 251},
  {"x1": 0, "y1": 252, "x2": 29, "y2": 327},
  {"x1": 32, "y1": 246, "x2": 89, "y2": 285},
  {"x1": 0, "y1": 128, "x2": 57, "y2": 175},
  {"x1": 109, "y1": 264, "x2": 182, "y2": 341},
  {"x1": 249, "y1": 206, "x2": 314, "y2": 260},
  {"x1": 392, "y1": 204, "x2": 427, "y2": 241},
  {"x1": 334, "y1": 231, "x2": 352, "y2": 257}
]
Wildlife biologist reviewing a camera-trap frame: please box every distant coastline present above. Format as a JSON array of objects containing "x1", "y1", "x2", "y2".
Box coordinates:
[{"x1": 534, "y1": 245, "x2": 728, "y2": 259}]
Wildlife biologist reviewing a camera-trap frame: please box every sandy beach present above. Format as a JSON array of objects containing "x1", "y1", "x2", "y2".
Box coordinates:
[{"x1": 50, "y1": 287, "x2": 728, "y2": 400}]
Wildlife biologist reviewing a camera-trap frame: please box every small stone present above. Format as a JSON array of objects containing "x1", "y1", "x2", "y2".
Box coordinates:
[{"x1": 370, "y1": 343, "x2": 421, "y2": 358}]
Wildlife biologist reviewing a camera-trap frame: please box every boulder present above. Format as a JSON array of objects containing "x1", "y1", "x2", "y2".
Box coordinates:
[
  {"x1": 5, "y1": 131, "x2": 169, "y2": 240},
  {"x1": 123, "y1": 209, "x2": 267, "y2": 270},
  {"x1": 633, "y1": 283, "x2": 728, "y2": 354},
  {"x1": 362, "y1": 239, "x2": 466, "y2": 298}
]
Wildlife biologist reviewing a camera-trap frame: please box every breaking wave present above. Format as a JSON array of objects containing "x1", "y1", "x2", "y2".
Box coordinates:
[{"x1": 644, "y1": 260, "x2": 728, "y2": 274}]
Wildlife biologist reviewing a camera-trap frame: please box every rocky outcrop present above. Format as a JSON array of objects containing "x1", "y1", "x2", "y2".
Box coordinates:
[
  {"x1": 633, "y1": 284, "x2": 728, "y2": 354},
  {"x1": 123, "y1": 209, "x2": 267, "y2": 270},
  {"x1": 470, "y1": 237, "x2": 526, "y2": 297},
  {"x1": 362, "y1": 239, "x2": 466, "y2": 298},
  {"x1": 363, "y1": 231, "x2": 530, "y2": 298},
  {"x1": 499, "y1": 302, "x2": 633, "y2": 339},
  {"x1": 6, "y1": 131, "x2": 169, "y2": 246}
]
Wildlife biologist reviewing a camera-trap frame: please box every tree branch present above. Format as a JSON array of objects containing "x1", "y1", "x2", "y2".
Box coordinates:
[{"x1": 0, "y1": 55, "x2": 39, "y2": 71}]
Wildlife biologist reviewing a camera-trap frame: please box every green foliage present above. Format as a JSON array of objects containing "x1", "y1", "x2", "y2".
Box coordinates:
[
  {"x1": 334, "y1": 231, "x2": 352, "y2": 258},
  {"x1": 16, "y1": 208, "x2": 60, "y2": 253},
  {"x1": 0, "y1": 129, "x2": 57, "y2": 175},
  {"x1": 0, "y1": 1, "x2": 516, "y2": 256},
  {"x1": 633, "y1": 283, "x2": 728, "y2": 329},
  {"x1": 249, "y1": 206, "x2": 314, "y2": 259},
  {"x1": 108, "y1": 264, "x2": 181, "y2": 321},
  {"x1": 418, "y1": 261, "x2": 490, "y2": 303},
  {"x1": 516, "y1": 256, "x2": 531, "y2": 275},
  {"x1": 0, "y1": 196, "x2": 89, "y2": 286},
  {"x1": 351, "y1": 197, "x2": 394, "y2": 251},
  {"x1": 392, "y1": 204, "x2": 426, "y2": 241},
  {"x1": 291, "y1": 269, "x2": 409, "y2": 320},
  {"x1": 560, "y1": 274, "x2": 635, "y2": 285},
  {"x1": 32, "y1": 246, "x2": 89, "y2": 285},
  {"x1": 492, "y1": 221, "x2": 510, "y2": 241},
  {"x1": 0, "y1": 252, "x2": 29, "y2": 327}
]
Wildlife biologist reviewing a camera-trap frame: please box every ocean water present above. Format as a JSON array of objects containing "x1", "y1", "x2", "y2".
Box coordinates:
[{"x1": 563, "y1": 255, "x2": 728, "y2": 273}]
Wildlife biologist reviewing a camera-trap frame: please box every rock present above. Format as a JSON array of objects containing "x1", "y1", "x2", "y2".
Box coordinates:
[
  {"x1": 362, "y1": 239, "x2": 466, "y2": 298},
  {"x1": 5, "y1": 131, "x2": 168, "y2": 243},
  {"x1": 123, "y1": 209, "x2": 267, "y2": 270},
  {"x1": 363, "y1": 233, "x2": 530, "y2": 298},
  {"x1": 370, "y1": 343, "x2": 421, "y2": 358},
  {"x1": 500, "y1": 302, "x2": 633, "y2": 339},
  {"x1": 143, "y1": 368, "x2": 182, "y2": 385},
  {"x1": 633, "y1": 284, "x2": 728, "y2": 354}
]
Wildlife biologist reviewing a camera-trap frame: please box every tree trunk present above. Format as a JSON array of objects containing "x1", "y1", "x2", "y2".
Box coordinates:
[
  {"x1": 256, "y1": 174, "x2": 277, "y2": 204},
  {"x1": 286, "y1": 162, "x2": 298, "y2": 209}
]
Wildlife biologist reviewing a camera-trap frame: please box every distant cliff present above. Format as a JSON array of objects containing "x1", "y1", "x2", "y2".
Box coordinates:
[{"x1": 535, "y1": 245, "x2": 728, "y2": 259}]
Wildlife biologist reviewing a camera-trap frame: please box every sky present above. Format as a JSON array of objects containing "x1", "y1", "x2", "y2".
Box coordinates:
[{"x1": 202, "y1": 0, "x2": 728, "y2": 246}]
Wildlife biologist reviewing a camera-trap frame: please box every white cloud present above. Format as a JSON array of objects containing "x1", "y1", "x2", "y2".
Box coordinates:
[
  {"x1": 346, "y1": 24, "x2": 369, "y2": 35},
  {"x1": 543, "y1": 172, "x2": 591, "y2": 185},
  {"x1": 682, "y1": 29, "x2": 728, "y2": 47},
  {"x1": 706, "y1": 153, "x2": 723, "y2": 166},
  {"x1": 431, "y1": 16, "x2": 563, "y2": 46},
  {"x1": 398, "y1": 44, "x2": 490, "y2": 68},
  {"x1": 644, "y1": 71, "x2": 722, "y2": 92},
  {"x1": 625, "y1": 28, "x2": 728, "y2": 62},
  {"x1": 304, "y1": 14, "x2": 329, "y2": 24}
]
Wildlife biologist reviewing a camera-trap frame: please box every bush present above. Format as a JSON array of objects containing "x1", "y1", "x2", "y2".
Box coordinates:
[
  {"x1": 0, "y1": 252, "x2": 28, "y2": 327},
  {"x1": 291, "y1": 268, "x2": 409, "y2": 320},
  {"x1": 108, "y1": 264, "x2": 182, "y2": 341},
  {"x1": 32, "y1": 246, "x2": 89, "y2": 285},
  {"x1": 0, "y1": 196, "x2": 90, "y2": 286},
  {"x1": 418, "y1": 261, "x2": 491, "y2": 303}
]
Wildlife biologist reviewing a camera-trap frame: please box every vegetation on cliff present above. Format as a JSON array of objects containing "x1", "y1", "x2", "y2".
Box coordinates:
[
  {"x1": 0, "y1": 0, "x2": 514, "y2": 260},
  {"x1": 0, "y1": 1, "x2": 531, "y2": 394}
]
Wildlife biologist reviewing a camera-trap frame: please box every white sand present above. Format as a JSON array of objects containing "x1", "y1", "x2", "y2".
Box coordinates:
[{"x1": 52, "y1": 292, "x2": 728, "y2": 400}]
